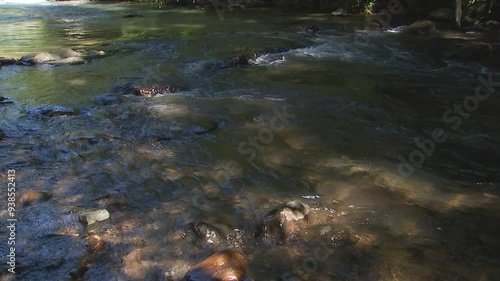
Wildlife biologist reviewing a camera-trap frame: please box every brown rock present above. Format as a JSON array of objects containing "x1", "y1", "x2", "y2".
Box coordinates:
[
  {"x1": 184, "y1": 250, "x2": 249, "y2": 281},
  {"x1": 17, "y1": 190, "x2": 52, "y2": 207},
  {"x1": 87, "y1": 235, "x2": 105, "y2": 253}
]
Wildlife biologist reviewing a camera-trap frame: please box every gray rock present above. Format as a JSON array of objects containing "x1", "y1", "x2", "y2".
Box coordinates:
[{"x1": 79, "y1": 209, "x2": 110, "y2": 226}]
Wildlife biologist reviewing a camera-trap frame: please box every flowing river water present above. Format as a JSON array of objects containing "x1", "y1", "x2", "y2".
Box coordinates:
[{"x1": 1, "y1": 1, "x2": 500, "y2": 280}]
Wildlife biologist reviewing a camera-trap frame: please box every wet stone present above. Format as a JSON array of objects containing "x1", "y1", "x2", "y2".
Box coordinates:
[
  {"x1": 0, "y1": 128, "x2": 4, "y2": 141},
  {"x1": 123, "y1": 13, "x2": 143, "y2": 18},
  {"x1": 299, "y1": 224, "x2": 359, "y2": 247},
  {"x1": 186, "y1": 121, "x2": 218, "y2": 135},
  {"x1": 79, "y1": 209, "x2": 110, "y2": 226},
  {"x1": 295, "y1": 25, "x2": 319, "y2": 33},
  {"x1": 66, "y1": 136, "x2": 100, "y2": 146},
  {"x1": 0, "y1": 56, "x2": 18, "y2": 66},
  {"x1": 118, "y1": 83, "x2": 184, "y2": 97},
  {"x1": 30, "y1": 105, "x2": 76, "y2": 117},
  {"x1": 41, "y1": 109, "x2": 76, "y2": 117},
  {"x1": 255, "y1": 200, "x2": 311, "y2": 244},
  {"x1": 187, "y1": 222, "x2": 223, "y2": 246},
  {"x1": 86, "y1": 235, "x2": 105, "y2": 253},
  {"x1": 183, "y1": 250, "x2": 249, "y2": 281},
  {"x1": 0, "y1": 96, "x2": 14, "y2": 105}
]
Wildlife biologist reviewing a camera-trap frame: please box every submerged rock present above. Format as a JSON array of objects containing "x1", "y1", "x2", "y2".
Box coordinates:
[
  {"x1": 331, "y1": 8, "x2": 349, "y2": 16},
  {"x1": 0, "y1": 128, "x2": 4, "y2": 141},
  {"x1": 187, "y1": 222, "x2": 223, "y2": 246},
  {"x1": 17, "y1": 190, "x2": 52, "y2": 207},
  {"x1": 183, "y1": 250, "x2": 249, "y2": 281},
  {"x1": 448, "y1": 42, "x2": 493, "y2": 60},
  {"x1": 185, "y1": 120, "x2": 219, "y2": 135},
  {"x1": 403, "y1": 20, "x2": 436, "y2": 35},
  {"x1": 295, "y1": 25, "x2": 319, "y2": 33},
  {"x1": 28, "y1": 105, "x2": 79, "y2": 117},
  {"x1": 79, "y1": 209, "x2": 110, "y2": 226},
  {"x1": 299, "y1": 224, "x2": 359, "y2": 247},
  {"x1": 86, "y1": 235, "x2": 105, "y2": 253},
  {"x1": 117, "y1": 83, "x2": 183, "y2": 97},
  {"x1": 255, "y1": 200, "x2": 311, "y2": 244},
  {"x1": 42, "y1": 110, "x2": 76, "y2": 117},
  {"x1": 21, "y1": 47, "x2": 106, "y2": 66},
  {"x1": 123, "y1": 13, "x2": 143, "y2": 18}
]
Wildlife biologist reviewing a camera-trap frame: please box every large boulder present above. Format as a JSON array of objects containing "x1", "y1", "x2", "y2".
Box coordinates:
[
  {"x1": 403, "y1": 20, "x2": 436, "y2": 35},
  {"x1": 183, "y1": 250, "x2": 249, "y2": 281}
]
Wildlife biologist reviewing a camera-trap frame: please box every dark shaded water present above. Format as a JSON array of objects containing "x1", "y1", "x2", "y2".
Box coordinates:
[{"x1": 1, "y1": 1, "x2": 500, "y2": 280}]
